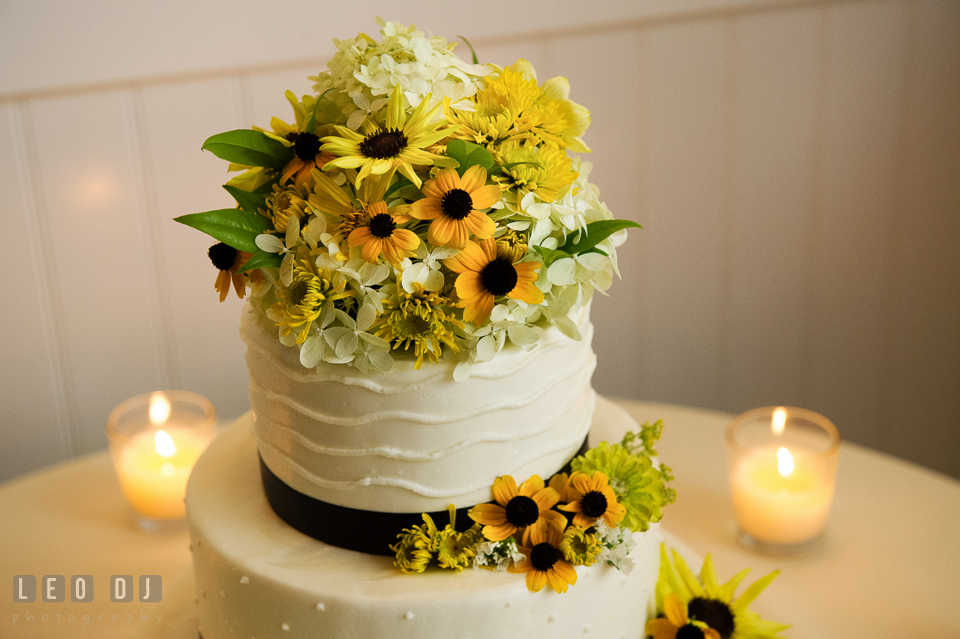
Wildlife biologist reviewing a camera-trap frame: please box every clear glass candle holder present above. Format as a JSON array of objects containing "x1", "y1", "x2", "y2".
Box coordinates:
[
  {"x1": 106, "y1": 390, "x2": 216, "y2": 528},
  {"x1": 726, "y1": 406, "x2": 840, "y2": 549}
]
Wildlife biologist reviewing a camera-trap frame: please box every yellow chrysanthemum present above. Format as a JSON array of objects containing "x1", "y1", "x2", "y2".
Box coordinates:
[
  {"x1": 559, "y1": 471, "x2": 627, "y2": 529},
  {"x1": 647, "y1": 593, "x2": 722, "y2": 639},
  {"x1": 390, "y1": 513, "x2": 439, "y2": 574},
  {"x1": 496, "y1": 229, "x2": 528, "y2": 263},
  {"x1": 373, "y1": 285, "x2": 462, "y2": 369},
  {"x1": 492, "y1": 140, "x2": 578, "y2": 205},
  {"x1": 468, "y1": 474, "x2": 565, "y2": 546},
  {"x1": 657, "y1": 545, "x2": 791, "y2": 639},
  {"x1": 321, "y1": 84, "x2": 458, "y2": 189},
  {"x1": 508, "y1": 523, "x2": 578, "y2": 594},
  {"x1": 271, "y1": 262, "x2": 351, "y2": 344},
  {"x1": 409, "y1": 166, "x2": 500, "y2": 249},
  {"x1": 347, "y1": 201, "x2": 420, "y2": 265},
  {"x1": 443, "y1": 238, "x2": 543, "y2": 326},
  {"x1": 445, "y1": 64, "x2": 540, "y2": 146},
  {"x1": 435, "y1": 506, "x2": 484, "y2": 573},
  {"x1": 264, "y1": 182, "x2": 311, "y2": 233},
  {"x1": 558, "y1": 525, "x2": 602, "y2": 567}
]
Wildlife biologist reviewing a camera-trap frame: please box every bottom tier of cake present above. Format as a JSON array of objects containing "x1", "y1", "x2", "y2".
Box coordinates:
[{"x1": 186, "y1": 397, "x2": 661, "y2": 639}]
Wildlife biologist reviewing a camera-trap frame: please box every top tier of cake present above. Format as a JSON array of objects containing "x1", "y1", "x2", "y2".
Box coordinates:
[{"x1": 243, "y1": 302, "x2": 597, "y2": 514}]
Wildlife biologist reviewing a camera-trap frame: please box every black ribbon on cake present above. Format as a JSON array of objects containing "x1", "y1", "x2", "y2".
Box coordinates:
[{"x1": 258, "y1": 436, "x2": 590, "y2": 556}]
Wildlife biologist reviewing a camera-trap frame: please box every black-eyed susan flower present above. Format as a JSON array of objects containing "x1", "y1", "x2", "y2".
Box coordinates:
[
  {"x1": 657, "y1": 545, "x2": 790, "y2": 639},
  {"x1": 270, "y1": 262, "x2": 352, "y2": 344},
  {"x1": 321, "y1": 84, "x2": 457, "y2": 189},
  {"x1": 647, "y1": 593, "x2": 722, "y2": 639},
  {"x1": 559, "y1": 471, "x2": 626, "y2": 529},
  {"x1": 265, "y1": 91, "x2": 336, "y2": 186},
  {"x1": 373, "y1": 285, "x2": 461, "y2": 369},
  {"x1": 443, "y1": 238, "x2": 543, "y2": 326},
  {"x1": 548, "y1": 472, "x2": 579, "y2": 503},
  {"x1": 559, "y1": 525, "x2": 602, "y2": 567},
  {"x1": 508, "y1": 523, "x2": 578, "y2": 594},
  {"x1": 347, "y1": 201, "x2": 420, "y2": 265},
  {"x1": 468, "y1": 474, "x2": 565, "y2": 546},
  {"x1": 409, "y1": 166, "x2": 499, "y2": 249},
  {"x1": 208, "y1": 242, "x2": 252, "y2": 302}
]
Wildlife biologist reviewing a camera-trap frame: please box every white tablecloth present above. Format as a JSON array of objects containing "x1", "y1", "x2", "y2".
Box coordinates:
[{"x1": 2, "y1": 399, "x2": 958, "y2": 638}]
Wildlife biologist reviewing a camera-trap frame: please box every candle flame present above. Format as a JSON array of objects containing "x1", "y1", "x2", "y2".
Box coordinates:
[
  {"x1": 155, "y1": 430, "x2": 177, "y2": 458},
  {"x1": 149, "y1": 392, "x2": 171, "y2": 426},
  {"x1": 777, "y1": 446, "x2": 795, "y2": 477},
  {"x1": 771, "y1": 407, "x2": 787, "y2": 436}
]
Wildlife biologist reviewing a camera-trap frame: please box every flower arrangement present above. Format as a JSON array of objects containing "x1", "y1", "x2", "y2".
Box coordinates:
[
  {"x1": 647, "y1": 546, "x2": 791, "y2": 639},
  {"x1": 176, "y1": 18, "x2": 639, "y2": 377},
  {"x1": 391, "y1": 421, "x2": 676, "y2": 594}
]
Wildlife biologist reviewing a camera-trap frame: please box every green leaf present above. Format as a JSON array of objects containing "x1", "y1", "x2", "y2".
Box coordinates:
[
  {"x1": 237, "y1": 249, "x2": 282, "y2": 274},
  {"x1": 533, "y1": 245, "x2": 570, "y2": 266},
  {"x1": 174, "y1": 209, "x2": 273, "y2": 253},
  {"x1": 457, "y1": 35, "x2": 479, "y2": 64},
  {"x1": 201, "y1": 130, "x2": 292, "y2": 170},
  {"x1": 559, "y1": 219, "x2": 642, "y2": 255},
  {"x1": 223, "y1": 184, "x2": 267, "y2": 212},
  {"x1": 385, "y1": 178, "x2": 415, "y2": 198},
  {"x1": 447, "y1": 139, "x2": 494, "y2": 176}
]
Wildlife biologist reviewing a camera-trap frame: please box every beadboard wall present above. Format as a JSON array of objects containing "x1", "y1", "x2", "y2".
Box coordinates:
[{"x1": 1, "y1": 0, "x2": 958, "y2": 482}]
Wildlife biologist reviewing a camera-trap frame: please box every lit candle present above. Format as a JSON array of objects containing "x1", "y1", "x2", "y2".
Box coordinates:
[
  {"x1": 107, "y1": 391, "x2": 216, "y2": 523},
  {"x1": 727, "y1": 406, "x2": 839, "y2": 547}
]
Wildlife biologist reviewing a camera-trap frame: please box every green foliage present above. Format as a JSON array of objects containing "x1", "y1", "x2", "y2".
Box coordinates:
[
  {"x1": 446, "y1": 139, "x2": 494, "y2": 177},
  {"x1": 558, "y1": 219, "x2": 641, "y2": 255},
  {"x1": 457, "y1": 35, "x2": 479, "y2": 64},
  {"x1": 223, "y1": 184, "x2": 267, "y2": 213},
  {"x1": 237, "y1": 249, "x2": 282, "y2": 274},
  {"x1": 201, "y1": 130, "x2": 292, "y2": 170},
  {"x1": 174, "y1": 209, "x2": 273, "y2": 253}
]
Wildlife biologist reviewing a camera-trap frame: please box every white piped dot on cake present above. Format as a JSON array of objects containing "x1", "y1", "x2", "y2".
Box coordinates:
[
  {"x1": 239, "y1": 575, "x2": 249, "y2": 585},
  {"x1": 316, "y1": 603, "x2": 325, "y2": 611},
  {"x1": 404, "y1": 612, "x2": 414, "y2": 620},
  {"x1": 281, "y1": 622, "x2": 290, "y2": 631}
]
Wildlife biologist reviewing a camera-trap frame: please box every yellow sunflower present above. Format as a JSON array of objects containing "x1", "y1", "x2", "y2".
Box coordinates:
[
  {"x1": 443, "y1": 238, "x2": 543, "y2": 326},
  {"x1": 468, "y1": 474, "x2": 565, "y2": 546},
  {"x1": 208, "y1": 242, "x2": 253, "y2": 302},
  {"x1": 657, "y1": 546, "x2": 791, "y2": 639},
  {"x1": 508, "y1": 523, "x2": 578, "y2": 594},
  {"x1": 409, "y1": 166, "x2": 499, "y2": 249},
  {"x1": 558, "y1": 471, "x2": 627, "y2": 529},
  {"x1": 347, "y1": 201, "x2": 420, "y2": 265},
  {"x1": 320, "y1": 84, "x2": 457, "y2": 189},
  {"x1": 373, "y1": 285, "x2": 462, "y2": 369},
  {"x1": 647, "y1": 593, "x2": 722, "y2": 639}
]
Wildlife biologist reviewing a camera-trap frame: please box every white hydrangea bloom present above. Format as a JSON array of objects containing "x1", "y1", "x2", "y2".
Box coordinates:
[{"x1": 594, "y1": 521, "x2": 636, "y2": 575}]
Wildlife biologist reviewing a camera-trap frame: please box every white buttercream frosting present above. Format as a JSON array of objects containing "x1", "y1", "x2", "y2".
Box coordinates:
[{"x1": 241, "y1": 301, "x2": 598, "y2": 512}]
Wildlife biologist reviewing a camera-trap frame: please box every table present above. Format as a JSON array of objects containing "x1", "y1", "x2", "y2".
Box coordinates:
[{"x1": 1, "y1": 399, "x2": 958, "y2": 639}]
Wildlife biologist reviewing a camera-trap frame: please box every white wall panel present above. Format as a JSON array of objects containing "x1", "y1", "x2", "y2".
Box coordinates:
[
  {"x1": 550, "y1": 28, "x2": 645, "y2": 399},
  {"x1": 883, "y1": 0, "x2": 960, "y2": 474},
  {"x1": 726, "y1": 8, "x2": 821, "y2": 411},
  {"x1": 807, "y1": 0, "x2": 909, "y2": 449},
  {"x1": 246, "y1": 65, "x2": 322, "y2": 132},
  {"x1": 0, "y1": 103, "x2": 73, "y2": 478},
  {"x1": 26, "y1": 92, "x2": 167, "y2": 453},
  {"x1": 636, "y1": 19, "x2": 732, "y2": 410},
  {"x1": 138, "y1": 79, "x2": 253, "y2": 423}
]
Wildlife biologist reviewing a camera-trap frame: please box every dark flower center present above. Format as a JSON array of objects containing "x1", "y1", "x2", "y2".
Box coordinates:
[
  {"x1": 677, "y1": 625, "x2": 708, "y2": 639},
  {"x1": 368, "y1": 213, "x2": 397, "y2": 239},
  {"x1": 688, "y1": 598, "x2": 735, "y2": 639},
  {"x1": 530, "y1": 542, "x2": 563, "y2": 572},
  {"x1": 504, "y1": 495, "x2": 539, "y2": 527},
  {"x1": 285, "y1": 131, "x2": 321, "y2": 161},
  {"x1": 208, "y1": 242, "x2": 238, "y2": 271},
  {"x1": 480, "y1": 258, "x2": 518, "y2": 297},
  {"x1": 359, "y1": 128, "x2": 408, "y2": 159},
  {"x1": 580, "y1": 490, "x2": 609, "y2": 519},
  {"x1": 440, "y1": 188, "x2": 474, "y2": 220},
  {"x1": 288, "y1": 280, "x2": 310, "y2": 307}
]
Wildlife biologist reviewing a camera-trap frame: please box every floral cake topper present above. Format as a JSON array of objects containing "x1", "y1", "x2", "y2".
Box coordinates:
[{"x1": 176, "y1": 18, "x2": 640, "y2": 378}]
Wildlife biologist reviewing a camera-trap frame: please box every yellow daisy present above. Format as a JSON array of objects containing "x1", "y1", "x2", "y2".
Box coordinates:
[
  {"x1": 559, "y1": 471, "x2": 627, "y2": 529},
  {"x1": 409, "y1": 166, "x2": 499, "y2": 249},
  {"x1": 443, "y1": 238, "x2": 543, "y2": 326},
  {"x1": 320, "y1": 84, "x2": 457, "y2": 189},
  {"x1": 468, "y1": 474, "x2": 565, "y2": 546},
  {"x1": 508, "y1": 523, "x2": 578, "y2": 594},
  {"x1": 347, "y1": 201, "x2": 420, "y2": 265},
  {"x1": 647, "y1": 593, "x2": 722, "y2": 639},
  {"x1": 208, "y1": 242, "x2": 253, "y2": 302}
]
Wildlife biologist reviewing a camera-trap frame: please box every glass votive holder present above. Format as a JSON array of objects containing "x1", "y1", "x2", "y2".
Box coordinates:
[
  {"x1": 106, "y1": 390, "x2": 216, "y2": 528},
  {"x1": 726, "y1": 406, "x2": 840, "y2": 549}
]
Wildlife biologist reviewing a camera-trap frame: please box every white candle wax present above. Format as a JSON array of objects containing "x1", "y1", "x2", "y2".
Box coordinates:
[
  {"x1": 731, "y1": 444, "x2": 834, "y2": 544},
  {"x1": 115, "y1": 426, "x2": 210, "y2": 520}
]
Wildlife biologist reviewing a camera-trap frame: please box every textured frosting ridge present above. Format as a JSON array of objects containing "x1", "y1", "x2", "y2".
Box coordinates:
[{"x1": 241, "y1": 302, "x2": 597, "y2": 513}]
